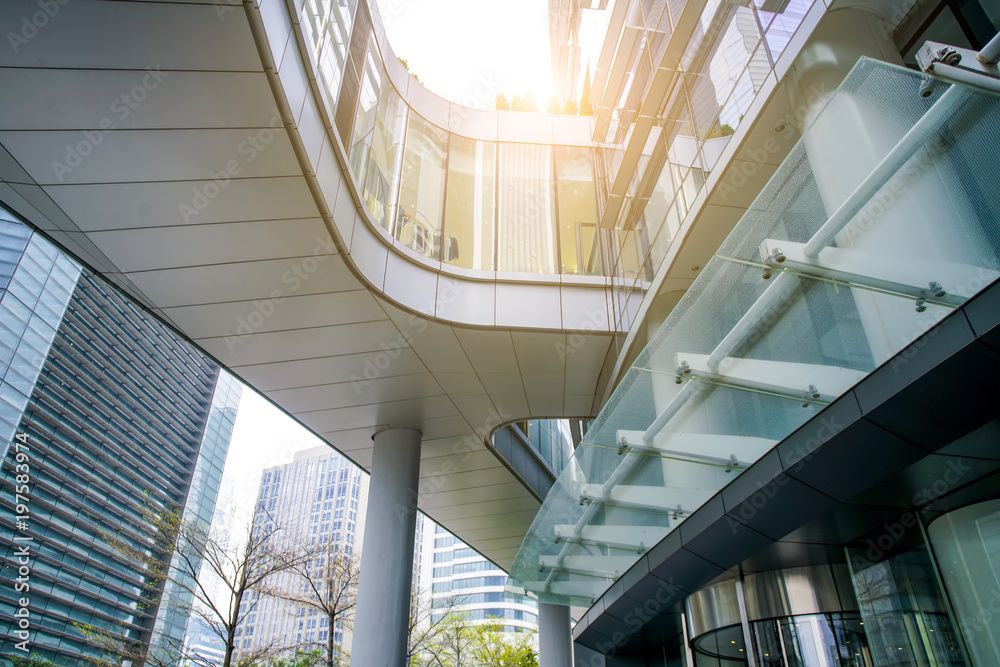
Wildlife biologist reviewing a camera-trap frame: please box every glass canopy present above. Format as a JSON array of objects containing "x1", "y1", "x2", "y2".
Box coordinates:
[{"x1": 507, "y1": 59, "x2": 1000, "y2": 607}]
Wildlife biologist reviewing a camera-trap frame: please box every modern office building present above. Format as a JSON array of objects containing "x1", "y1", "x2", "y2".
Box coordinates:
[
  {"x1": 234, "y1": 446, "x2": 368, "y2": 662},
  {"x1": 0, "y1": 212, "x2": 241, "y2": 665},
  {"x1": 1, "y1": 0, "x2": 1000, "y2": 666},
  {"x1": 429, "y1": 522, "x2": 539, "y2": 634}
]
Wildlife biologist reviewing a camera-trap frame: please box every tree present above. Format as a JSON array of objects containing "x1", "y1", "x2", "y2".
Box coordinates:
[
  {"x1": 494, "y1": 93, "x2": 510, "y2": 111},
  {"x1": 10, "y1": 655, "x2": 59, "y2": 667},
  {"x1": 398, "y1": 57, "x2": 421, "y2": 83},
  {"x1": 472, "y1": 622, "x2": 539, "y2": 667},
  {"x1": 562, "y1": 100, "x2": 579, "y2": 115},
  {"x1": 418, "y1": 611, "x2": 479, "y2": 667},
  {"x1": 264, "y1": 648, "x2": 325, "y2": 667},
  {"x1": 266, "y1": 545, "x2": 360, "y2": 667},
  {"x1": 174, "y1": 510, "x2": 308, "y2": 667},
  {"x1": 77, "y1": 496, "x2": 307, "y2": 667},
  {"x1": 579, "y1": 96, "x2": 594, "y2": 116},
  {"x1": 74, "y1": 494, "x2": 186, "y2": 667},
  {"x1": 546, "y1": 95, "x2": 562, "y2": 114}
]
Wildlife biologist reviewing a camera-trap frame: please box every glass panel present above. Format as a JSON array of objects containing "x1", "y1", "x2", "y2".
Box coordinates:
[
  {"x1": 396, "y1": 113, "x2": 449, "y2": 260},
  {"x1": 498, "y1": 143, "x2": 557, "y2": 274},
  {"x1": 760, "y1": 0, "x2": 814, "y2": 63},
  {"x1": 348, "y1": 43, "x2": 383, "y2": 182},
  {"x1": 361, "y1": 75, "x2": 407, "y2": 232},
  {"x1": 509, "y1": 62, "x2": 1000, "y2": 607},
  {"x1": 847, "y1": 544, "x2": 966, "y2": 665},
  {"x1": 443, "y1": 135, "x2": 495, "y2": 270},
  {"x1": 555, "y1": 147, "x2": 602, "y2": 276},
  {"x1": 927, "y1": 498, "x2": 1000, "y2": 666}
]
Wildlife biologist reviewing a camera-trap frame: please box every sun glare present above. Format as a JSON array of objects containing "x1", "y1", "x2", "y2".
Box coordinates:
[{"x1": 380, "y1": 0, "x2": 553, "y2": 110}]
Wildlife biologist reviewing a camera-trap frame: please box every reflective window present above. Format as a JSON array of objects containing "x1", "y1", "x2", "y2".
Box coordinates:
[
  {"x1": 361, "y1": 73, "x2": 407, "y2": 231},
  {"x1": 348, "y1": 41, "x2": 382, "y2": 182},
  {"x1": 498, "y1": 143, "x2": 557, "y2": 274},
  {"x1": 396, "y1": 114, "x2": 449, "y2": 260},
  {"x1": 443, "y1": 135, "x2": 496, "y2": 270},
  {"x1": 555, "y1": 147, "x2": 601, "y2": 276}
]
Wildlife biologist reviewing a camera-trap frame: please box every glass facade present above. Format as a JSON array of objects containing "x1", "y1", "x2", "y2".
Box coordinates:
[
  {"x1": 0, "y1": 214, "x2": 240, "y2": 665},
  {"x1": 508, "y1": 60, "x2": 1000, "y2": 607}
]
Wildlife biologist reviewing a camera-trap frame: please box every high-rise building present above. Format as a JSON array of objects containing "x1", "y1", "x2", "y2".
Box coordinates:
[
  {"x1": 2, "y1": 1, "x2": 1000, "y2": 665},
  {"x1": 429, "y1": 523, "x2": 539, "y2": 634},
  {"x1": 234, "y1": 446, "x2": 369, "y2": 662},
  {"x1": 0, "y1": 211, "x2": 241, "y2": 665}
]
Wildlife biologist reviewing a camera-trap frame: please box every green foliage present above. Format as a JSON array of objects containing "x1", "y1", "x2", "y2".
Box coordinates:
[
  {"x1": 263, "y1": 648, "x2": 326, "y2": 667},
  {"x1": 10, "y1": 654, "x2": 59, "y2": 667},
  {"x1": 398, "y1": 57, "x2": 420, "y2": 82},
  {"x1": 472, "y1": 622, "x2": 538, "y2": 667}
]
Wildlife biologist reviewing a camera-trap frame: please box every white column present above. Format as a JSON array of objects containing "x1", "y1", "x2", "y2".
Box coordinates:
[
  {"x1": 350, "y1": 428, "x2": 422, "y2": 667},
  {"x1": 539, "y1": 602, "x2": 574, "y2": 667}
]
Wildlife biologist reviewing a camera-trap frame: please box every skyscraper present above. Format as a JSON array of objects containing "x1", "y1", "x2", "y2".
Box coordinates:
[
  {"x1": 0, "y1": 211, "x2": 240, "y2": 666},
  {"x1": 234, "y1": 446, "x2": 368, "y2": 663}
]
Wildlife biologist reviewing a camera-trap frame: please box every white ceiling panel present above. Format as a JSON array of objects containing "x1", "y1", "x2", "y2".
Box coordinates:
[
  {"x1": 269, "y1": 373, "x2": 444, "y2": 413},
  {"x1": 0, "y1": 1, "x2": 262, "y2": 71},
  {"x1": 0, "y1": 70, "x2": 277, "y2": 131},
  {"x1": 197, "y1": 319, "x2": 404, "y2": 367},
  {"x1": 45, "y1": 177, "x2": 319, "y2": 231},
  {"x1": 0, "y1": 129, "x2": 301, "y2": 185},
  {"x1": 428, "y1": 496, "x2": 540, "y2": 521},
  {"x1": 479, "y1": 373, "x2": 525, "y2": 396},
  {"x1": 412, "y1": 415, "x2": 475, "y2": 441},
  {"x1": 527, "y1": 394, "x2": 565, "y2": 417},
  {"x1": 454, "y1": 328, "x2": 518, "y2": 373},
  {"x1": 512, "y1": 331, "x2": 569, "y2": 373},
  {"x1": 417, "y1": 482, "x2": 530, "y2": 509},
  {"x1": 87, "y1": 218, "x2": 334, "y2": 271},
  {"x1": 565, "y1": 394, "x2": 598, "y2": 417},
  {"x1": 522, "y1": 372, "x2": 565, "y2": 395},
  {"x1": 234, "y1": 348, "x2": 428, "y2": 392},
  {"x1": 162, "y1": 290, "x2": 385, "y2": 338},
  {"x1": 126, "y1": 256, "x2": 360, "y2": 308},
  {"x1": 449, "y1": 394, "x2": 499, "y2": 423},
  {"x1": 432, "y1": 373, "x2": 488, "y2": 396},
  {"x1": 419, "y1": 450, "x2": 502, "y2": 474},
  {"x1": 294, "y1": 395, "x2": 461, "y2": 433}
]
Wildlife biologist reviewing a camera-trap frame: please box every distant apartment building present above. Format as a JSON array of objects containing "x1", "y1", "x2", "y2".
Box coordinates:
[
  {"x1": 235, "y1": 446, "x2": 369, "y2": 662},
  {"x1": 429, "y1": 523, "x2": 538, "y2": 634},
  {"x1": 0, "y1": 210, "x2": 241, "y2": 665}
]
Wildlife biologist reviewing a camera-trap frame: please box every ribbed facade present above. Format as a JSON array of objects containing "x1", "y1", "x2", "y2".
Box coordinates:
[{"x1": 0, "y1": 215, "x2": 239, "y2": 665}]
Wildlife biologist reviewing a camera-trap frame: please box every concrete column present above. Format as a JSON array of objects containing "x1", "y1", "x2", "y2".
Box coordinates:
[
  {"x1": 539, "y1": 602, "x2": 574, "y2": 667},
  {"x1": 350, "y1": 428, "x2": 422, "y2": 667}
]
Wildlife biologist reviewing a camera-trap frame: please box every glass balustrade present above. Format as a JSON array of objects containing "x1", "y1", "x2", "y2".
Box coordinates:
[{"x1": 507, "y1": 59, "x2": 1000, "y2": 606}]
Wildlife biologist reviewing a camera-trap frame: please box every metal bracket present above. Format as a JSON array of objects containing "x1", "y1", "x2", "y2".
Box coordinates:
[{"x1": 916, "y1": 40, "x2": 1000, "y2": 96}]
